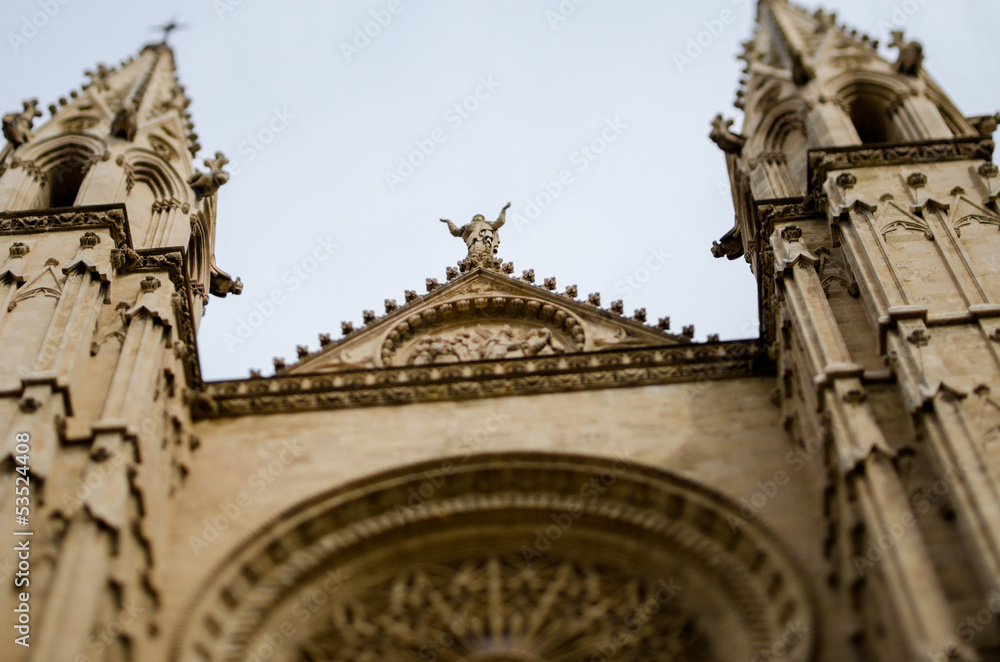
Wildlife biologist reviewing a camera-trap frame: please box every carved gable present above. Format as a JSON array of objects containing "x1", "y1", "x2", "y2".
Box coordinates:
[{"x1": 286, "y1": 268, "x2": 684, "y2": 375}]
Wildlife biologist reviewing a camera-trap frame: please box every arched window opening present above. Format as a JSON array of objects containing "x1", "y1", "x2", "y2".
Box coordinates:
[
  {"x1": 46, "y1": 155, "x2": 91, "y2": 208},
  {"x1": 850, "y1": 95, "x2": 894, "y2": 144}
]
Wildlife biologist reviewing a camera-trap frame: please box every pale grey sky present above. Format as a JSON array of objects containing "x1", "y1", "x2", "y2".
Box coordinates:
[{"x1": 3, "y1": 0, "x2": 998, "y2": 380}]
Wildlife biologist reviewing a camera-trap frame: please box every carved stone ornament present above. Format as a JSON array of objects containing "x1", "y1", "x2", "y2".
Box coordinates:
[
  {"x1": 889, "y1": 30, "x2": 923, "y2": 76},
  {"x1": 196, "y1": 340, "x2": 759, "y2": 417},
  {"x1": 407, "y1": 324, "x2": 566, "y2": 364},
  {"x1": 187, "y1": 151, "x2": 230, "y2": 199},
  {"x1": 709, "y1": 113, "x2": 745, "y2": 155},
  {"x1": 2, "y1": 99, "x2": 42, "y2": 146},
  {"x1": 381, "y1": 296, "x2": 585, "y2": 366},
  {"x1": 111, "y1": 104, "x2": 138, "y2": 141},
  {"x1": 442, "y1": 202, "x2": 511, "y2": 271},
  {"x1": 808, "y1": 138, "x2": 995, "y2": 198},
  {"x1": 172, "y1": 453, "x2": 817, "y2": 662}
]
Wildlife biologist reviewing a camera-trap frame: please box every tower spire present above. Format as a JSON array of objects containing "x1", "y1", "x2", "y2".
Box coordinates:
[
  {"x1": 711, "y1": 4, "x2": 997, "y2": 660},
  {"x1": 151, "y1": 17, "x2": 191, "y2": 46}
]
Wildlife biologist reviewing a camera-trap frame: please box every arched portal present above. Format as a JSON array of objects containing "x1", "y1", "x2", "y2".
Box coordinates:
[{"x1": 173, "y1": 453, "x2": 818, "y2": 662}]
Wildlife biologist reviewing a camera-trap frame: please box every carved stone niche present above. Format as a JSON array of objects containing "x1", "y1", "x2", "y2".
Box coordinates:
[
  {"x1": 380, "y1": 295, "x2": 586, "y2": 366},
  {"x1": 173, "y1": 453, "x2": 817, "y2": 662}
]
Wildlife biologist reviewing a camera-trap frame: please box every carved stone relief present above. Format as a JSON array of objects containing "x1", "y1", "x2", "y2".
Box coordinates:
[
  {"x1": 404, "y1": 323, "x2": 566, "y2": 365},
  {"x1": 380, "y1": 295, "x2": 586, "y2": 366}
]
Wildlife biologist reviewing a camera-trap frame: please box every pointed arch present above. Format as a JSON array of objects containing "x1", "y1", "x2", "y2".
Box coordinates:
[
  {"x1": 828, "y1": 71, "x2": 953, "y2": 144},
  {"x1": 12, "y1": 133, "x2": 108, "y2": 210},
  {"x1": 117, "y1": 148, "x2": 192, "y2": 247},
  {"x1": 747, "y1": 99, "x2": 809, "y2": 198}
]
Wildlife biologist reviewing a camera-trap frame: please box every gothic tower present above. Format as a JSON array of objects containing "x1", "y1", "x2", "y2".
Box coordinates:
[
  {"x1": 0, "y1": 37, "x2": 240, "y2": 661},
  {"x1": 713, "y1": 1, "x2": 1000, "y2": 659}
]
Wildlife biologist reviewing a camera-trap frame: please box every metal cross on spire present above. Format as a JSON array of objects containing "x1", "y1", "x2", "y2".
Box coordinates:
[{"x1": 151, "y1": 18, "x2": 191, "y2": 45}]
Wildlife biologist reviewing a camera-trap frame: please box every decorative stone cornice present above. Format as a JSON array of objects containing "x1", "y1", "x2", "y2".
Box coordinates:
[
  {"x1": 807, "y1": 137, "x2": 995, "y2": 198},
  {"x1": 194, "y1": 339, "x2": 763, "y2": 418},
  {"x1": 0, "y1": 204, "x2": 131, "y2": 246}
]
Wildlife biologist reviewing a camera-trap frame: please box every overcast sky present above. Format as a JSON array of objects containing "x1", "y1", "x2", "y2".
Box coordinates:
[{"x1": 3, "y1": 0, "x2": 999, "y2": 380}]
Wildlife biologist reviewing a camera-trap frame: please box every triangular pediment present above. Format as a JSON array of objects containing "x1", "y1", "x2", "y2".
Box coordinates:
[{"x1": 285, "y1": 268, "x2": 684, "y2": 375}]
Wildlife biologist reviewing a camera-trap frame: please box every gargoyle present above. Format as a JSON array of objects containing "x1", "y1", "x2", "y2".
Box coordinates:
[
  {"x1": 2, "y1": 99, "x2": 42, "y2": 146},
  {"x1": 188, "y1": 152, "x2": 230, "y2": 199},
  {"x1": 889, "y1": 31, "x2": 923, "y2": 76},
  {"x1": 709, "y1": 114, "x2": 745, "y2": 155}
]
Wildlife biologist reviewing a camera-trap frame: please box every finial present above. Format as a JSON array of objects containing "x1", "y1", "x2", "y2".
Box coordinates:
[
  {"x1": 151, "y1": 18, "x2": 191, "y2": 45},
  {"x1": 441, "y1": 202, "x2": 511, "y2": 273}
]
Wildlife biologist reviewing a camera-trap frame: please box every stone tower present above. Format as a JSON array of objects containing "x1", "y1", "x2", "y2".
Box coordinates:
[
  {"x1": 0, "y1": 38, "x2": 240, "y2": 661},
  {"x1": 1, "y1": 3, "x2": 999, "y2": 662},
  {"x1": 712, "y1": 1, "x2": 1000, "y2": 659}
]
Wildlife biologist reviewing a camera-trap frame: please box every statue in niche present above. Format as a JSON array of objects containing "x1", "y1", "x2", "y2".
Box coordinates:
[{"x1": 440, "y1": 202, "x2": 511, "y2": 259}]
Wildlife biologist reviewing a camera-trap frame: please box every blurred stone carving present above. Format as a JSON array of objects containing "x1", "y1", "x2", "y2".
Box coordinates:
[
  {"x1": 889, "y1": 31, "x2": 923, "y2": 76},
  {"x1": 2, "y1": 99, "x2": 42, "y2": 146},
  {"x1": 188, "y1": 151, "x2": 230, "y2": 199},
  {"x1": 408, "y1": 324, "x2": 564, "y2": 365}
]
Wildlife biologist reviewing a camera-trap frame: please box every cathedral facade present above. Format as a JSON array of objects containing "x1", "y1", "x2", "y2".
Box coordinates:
[{"x1": 2, "y1": 1, "x2": 1000, "y2": 660}]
